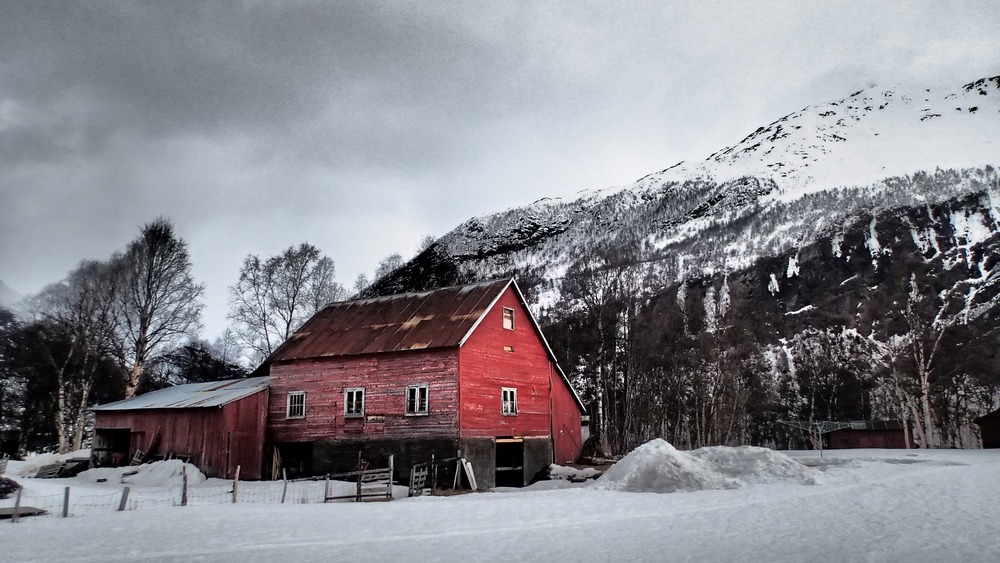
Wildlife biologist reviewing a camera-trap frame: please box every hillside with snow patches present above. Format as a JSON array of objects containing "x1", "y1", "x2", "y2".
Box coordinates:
[{"x1": 370, "y1": 75, "x2": 1000, "y2": 303}]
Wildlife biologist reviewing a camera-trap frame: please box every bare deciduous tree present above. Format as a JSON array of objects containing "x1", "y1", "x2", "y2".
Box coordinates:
[
  {"x1": 113, "y1": 218, "x2": 204, "y2": 398},
  {"x1": 228, "y1": 243, "x2": 345, "y2": 364}
]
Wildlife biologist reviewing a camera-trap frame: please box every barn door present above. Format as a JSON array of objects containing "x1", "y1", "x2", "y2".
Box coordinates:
[{"x1": 495, "y1": 438, "x2": 524, "y2": 487}]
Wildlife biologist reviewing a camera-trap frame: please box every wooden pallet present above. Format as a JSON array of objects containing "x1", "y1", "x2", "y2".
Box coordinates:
[{"x1": 34, "y1": 463, "x2": 63, "y2": 479}]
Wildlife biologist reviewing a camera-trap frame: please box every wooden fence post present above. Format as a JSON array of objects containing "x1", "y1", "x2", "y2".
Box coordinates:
[
  {"x1": 11, "y1": 487, "x2": 22, "y2": 523},
  {"x1": 280, "y1": 469, "x2": 288, "y2": 504},
  {"x1": 63, "y1": 486, "x2": 70, "y2": 518},
  {"x1": 324, "y1": 475, "x2": 331, "y2": 502},
  {"x1": 232, "y1": 465, "x2": 241, "y2": 503},
  {"x1": 118, "y1": 487, "x2": 130, "y2": 511},
  {"x1": 387, "y1": 455, "x2": 394, "y2": 499},
  {"x1": 181, "y1": 466, "x2": 188, "y2": 507}
]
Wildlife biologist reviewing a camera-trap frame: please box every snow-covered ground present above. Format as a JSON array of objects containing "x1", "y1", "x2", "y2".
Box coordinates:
[{"x1": 2, "y1": 446, "x2": 999, "y2": 562}]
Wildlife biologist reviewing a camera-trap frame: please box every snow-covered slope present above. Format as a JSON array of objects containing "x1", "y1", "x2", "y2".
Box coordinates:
[
  {"x1": 0, "y1": 278, "x2": 25, "y2": 317},
  {"x1": 371, "y1": 75, "x2": 1000, "y2": 301},
  {"x1": 639, "y1": 76, "x2": 1000, "y2": 200}
]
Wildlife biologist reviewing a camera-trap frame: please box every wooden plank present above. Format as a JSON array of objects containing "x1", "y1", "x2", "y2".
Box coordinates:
[
  {"x1": 462, "y1": 458, "x2": 477, "y2": 490},
  {"x1": 0, "y1": 506, "x2": 45, "y2": 520}
]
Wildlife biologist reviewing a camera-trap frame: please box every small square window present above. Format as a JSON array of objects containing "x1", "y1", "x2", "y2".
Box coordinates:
[
  {"x1": 406, "y1": 384, "x2": 429, "y2": 415},
  {"x1": 501, "y1": 387, "x2": 518, "y2": 416},
  {"x1": 345, "y1": 388, "x2": 365, "y2": 417},
  {"x1": 286, "y1": 391, "x2": 305, "y2": 419},
  {"x1": 502, "y1": 307, "x2": 515, "y2": 330}
]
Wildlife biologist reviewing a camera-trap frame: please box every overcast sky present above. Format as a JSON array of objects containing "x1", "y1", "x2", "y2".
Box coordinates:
[{"x1": 2, "y1": 1, "x2": 998, "y2": 340}]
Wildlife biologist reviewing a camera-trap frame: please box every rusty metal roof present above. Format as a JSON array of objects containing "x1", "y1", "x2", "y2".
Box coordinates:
[
  {"x1": 265, "y1": 279, "x2": 512, "y2": 363},
  {"x1": 91, "y1": 376, "x2": 270, "y2": 411}
]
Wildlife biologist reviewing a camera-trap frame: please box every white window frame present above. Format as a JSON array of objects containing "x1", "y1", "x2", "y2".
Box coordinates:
[
  {"x1": 502, "y1": 307, "x2": 515, "y2": 330},
  {"x1": 345, "y1": 388, "x2": 365, "y2": 418},
  {"x1": 501, "y1": 387, "x2": 518, "y2": 416},
  {"x1": 406, "y1": 384, "x2": 429, "y2": 416},
  {"x1": 286, "y1": 391, "x2": 306, "y2": 419}
]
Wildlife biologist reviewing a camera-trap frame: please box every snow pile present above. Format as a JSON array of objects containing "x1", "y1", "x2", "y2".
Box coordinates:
[
  {"x1": 690, "y1": 445, "x2": 821, "y2": 485},
  {"x1": 78, "y1": 460, "x2": 207, "y2": 487},
  {"x1": 594, "y1": 439, "x2": 818, "y2": 493},
  {"x1": 593, "y1": 439, "x2": 739, "y2": 493}
]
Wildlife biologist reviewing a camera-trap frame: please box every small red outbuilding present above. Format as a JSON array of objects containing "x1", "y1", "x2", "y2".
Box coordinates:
[{"x1": 91, "y1": 377, "x2": 270, "y2": 479}]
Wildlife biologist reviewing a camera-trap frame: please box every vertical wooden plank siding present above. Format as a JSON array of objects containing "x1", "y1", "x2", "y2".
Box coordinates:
[
  {"x1": 458, "y1": 287, "x2": 554, "y2": 439},
  {"x1": 93, "y1": 389, "x2": 268, "y2": 480},
  {"x1": 267, "y1": 349, "x2": 460, "y2": 443},
  {"x1": 549, "y1": 362, "x2": 583, "y2": 463}
]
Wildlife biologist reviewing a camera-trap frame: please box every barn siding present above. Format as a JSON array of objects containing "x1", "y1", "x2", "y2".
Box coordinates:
[
  {"x1": 93, "y1": 388, "x2": 268, "y2": 479},
  {"x1": 458, "y1": 288, "x2": 553, "y2": 439},
  {"x1": 267, "y1": 348, "x2": 460, "y2": 444},
  {"x1": 550, "y1": 364, "x2": 583, "y2": 463}
]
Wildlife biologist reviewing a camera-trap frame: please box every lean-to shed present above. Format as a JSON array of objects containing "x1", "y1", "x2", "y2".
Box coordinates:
[{"x1": 91, "y1": 377, "x2": 270, "y2": 479}]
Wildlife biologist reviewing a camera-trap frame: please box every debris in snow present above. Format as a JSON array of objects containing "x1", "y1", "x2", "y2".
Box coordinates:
[
  {"x1": 548, "y1": 464, "x2": 602, "y2": 482},
  {"x1": 593, "y1": 439, "x2": 819, "y2": 494}
]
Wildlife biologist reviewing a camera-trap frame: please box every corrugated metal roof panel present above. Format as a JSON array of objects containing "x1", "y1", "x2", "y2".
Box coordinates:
[
  {"x1": 264, "y1": 279, "x2": 511, "y2": 363},
  {"x1": 91, "y1": 376, "x2": 270, "y2": 411}
]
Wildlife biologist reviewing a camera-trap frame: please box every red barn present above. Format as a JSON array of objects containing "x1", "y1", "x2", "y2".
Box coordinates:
[
  {"x1": 974, "y1": 410, "x2": 1000, "y2": 448},
  {"x1": 91, "y1": 377, "x2": 270, "y2": 479},
  {"x1": 827, "y1": 420, "x2": 914, "y2": 449},
  {"x1": 262, "y1": 278, "x2": 585, "y2": 488}
]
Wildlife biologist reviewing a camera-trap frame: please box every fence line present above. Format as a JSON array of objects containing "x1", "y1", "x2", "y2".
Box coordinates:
[{"x1": 2, "y1": 477, "x2": 361, "y2": 521}]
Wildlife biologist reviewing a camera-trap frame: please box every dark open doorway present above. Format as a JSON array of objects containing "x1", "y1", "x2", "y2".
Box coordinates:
[{"x1": 495, "y1": 438, "x2": 524, "y2": 487}]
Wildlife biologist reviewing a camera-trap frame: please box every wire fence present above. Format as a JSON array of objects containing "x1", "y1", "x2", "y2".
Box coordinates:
[{"x1": 0, "y1": 477, "x2": 368, "y2": 521}]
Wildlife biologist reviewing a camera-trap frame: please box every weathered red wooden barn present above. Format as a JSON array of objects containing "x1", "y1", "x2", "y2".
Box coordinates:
[
  {"x1": 974, "y1": 410, "x2": 1000, "y2": 448},
  {"x1": 827, "y1": 420, "x2": 914, "y2": 449},
  {"x1": 91, "y1": 377, "x2": 270, "y2": 479},
  {"x1": 262, "y1": 278, "x2": 585, "y2": 488}
]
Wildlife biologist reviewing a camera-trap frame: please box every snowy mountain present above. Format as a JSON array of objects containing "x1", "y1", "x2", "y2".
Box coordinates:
[
  {"x1": 373, "y1": 75, "x2": 1000, "y2": 301},
  {"x1": 367, "y1": 75, "x2": 1000, "y2": 452},
  {"x1": 0, "y1": 278, "x2": 25, "y2": 318}
]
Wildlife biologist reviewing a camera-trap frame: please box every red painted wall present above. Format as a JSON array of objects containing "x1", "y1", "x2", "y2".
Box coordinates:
[
  {"x1": 458, "y1": 287, "x2": 556, "y2": 440},
  {"x1": 267, "y1": 349, "x2": 459, "y2": 443},
  {"x1": 550, "y1": 366, "x2": 583, "y2": 463},
  {"x1": 94, "y1": 389, "x2": 268, "y2": 479}
]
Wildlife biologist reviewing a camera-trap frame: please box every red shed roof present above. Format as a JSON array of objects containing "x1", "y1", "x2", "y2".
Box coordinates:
[{"x1": 265, "y1": 279, "x2": 511, "y2": 362}]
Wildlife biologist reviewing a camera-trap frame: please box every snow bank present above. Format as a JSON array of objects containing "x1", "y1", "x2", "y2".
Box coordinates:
[
  {"x1": 77, "y1": 460, "x2": 207, "y2": 487},
  {"x1": 690, "y1": 445, "x2": 821, "y2": 485},
  {"x1": 594, "y1": 439, "x2": 818, "y2": 493},
  {"x1": 593, "y1": 439, "x2": 739, "y2": 493}
]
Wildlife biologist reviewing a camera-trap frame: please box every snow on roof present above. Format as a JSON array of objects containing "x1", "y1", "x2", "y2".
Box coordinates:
[{"x1": 91, "y1": 376, "x2": 270, "y2": 411}]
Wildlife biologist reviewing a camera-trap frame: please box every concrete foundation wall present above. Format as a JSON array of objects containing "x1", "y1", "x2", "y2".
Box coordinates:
[
  {"x1": 523, "y1": 437, "x2": 552, "y2": 484},
  {"x1": 310, "y1": 438, "x2": 459, "y2": 483}
]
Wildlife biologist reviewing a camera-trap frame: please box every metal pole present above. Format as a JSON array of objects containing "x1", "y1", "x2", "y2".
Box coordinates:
[{"x1": 63, "y1": 486, "x2": 70, "y2": 517}]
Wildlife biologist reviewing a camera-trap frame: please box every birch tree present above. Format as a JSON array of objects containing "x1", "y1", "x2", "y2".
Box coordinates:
[
  {"x1": 112, "y1": 218, "x2": 204, "y2": 398},
  {"x1": 228, "y1": 243, "x2": 345, "y2": 363}
]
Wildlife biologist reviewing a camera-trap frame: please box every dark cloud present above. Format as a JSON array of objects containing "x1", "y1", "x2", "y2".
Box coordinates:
[{"x1": 1, "y1": 1, "x2": 998, "y2": 337}]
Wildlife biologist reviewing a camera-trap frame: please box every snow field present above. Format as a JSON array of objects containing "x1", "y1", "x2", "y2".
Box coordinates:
[{"x1": 2, "y1": 447, "x2": 999, "y2": 562}]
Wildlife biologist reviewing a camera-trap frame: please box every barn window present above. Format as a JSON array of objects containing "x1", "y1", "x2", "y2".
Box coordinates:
[
  {"x1": 345, "y1": 388, "x2": 365, "y2": 417},
  {"x1": 501, "y1": 387, "x2": 518, "y2": 416},
  {"x1": 406, "y1": 384, "x2": 429, "y2": 415},
  {"x1": 502, "y1": 307, "x2": 515, "y2": 330},
  {"x1": 286, "y1": 391, "x2": 306, "y2": 419}
]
